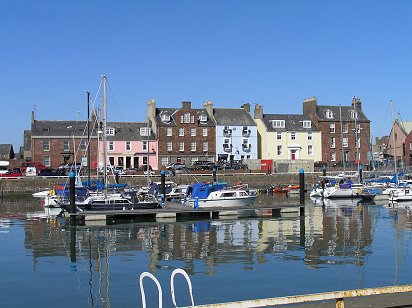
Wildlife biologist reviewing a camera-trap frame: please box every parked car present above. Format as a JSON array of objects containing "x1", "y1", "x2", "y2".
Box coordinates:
[
  {"x1": 38, "y1": 168, "x2": 66, "y2": 177},
  {"x1": 222, "y1": 161, "x2": 248, "y2": 170},
  {"x1": 113, "y1": 166, "x2": 127, "y2": 175},
  {"x1": 20, "y1": 161, "x2": 46, "y2": 174},
  {"x1": 0, "y1": 170, "x2": 23, "y2": 178},
  {"x1": 165, "y1": 162, "x2": 186, "y2": 170},
  {"x1": 190, "y1": 161, "x2": 218, "y2": 170},
  {"x1": 58, "y1": 162, "x2": 83, "y2": 173},
  {"x1": 139, "y1": 164, "x2": 155, "y2": 175},
  {"x1": 126, "y1": 167, "x2": 137, "y2": 175}
]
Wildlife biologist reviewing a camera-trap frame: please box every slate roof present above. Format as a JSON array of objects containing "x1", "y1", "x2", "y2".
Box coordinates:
[
  {"x1": 315, "y1": 105, "x2": 370, "y2": 122},
  {"x1": 155, "y1": 108, "x2": 215, "y2": 126},
  {"x1": 31, "y1": 120, "x2": 153, "y2": 141},
  {"x1": 261, "y1": 114, "x2": 319, "y2": 132},
  {"x1": 212, "y1": 108, "x2": 256, "y2": 126},
  {"x1": 23, "y1": 130, "x2": 31, "y2": 151},
  {"x1": 0, "y1": 144, "x2": 13, "y2": 156},
  {"x1": 398, "y1": 121, "x2": 412, "y2": 135}
]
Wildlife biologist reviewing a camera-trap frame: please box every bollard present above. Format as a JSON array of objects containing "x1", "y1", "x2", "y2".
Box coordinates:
[
  {"x1": 322, "y1": 165, "x2": 326, "y2": 176},
  {"x1": 160, "y1": 170, "x2": 166, "y2": 203},
  {"x1": 69, "y1": 171, "x2": 76, "y2": 214},
  {"x1": 299, "y1": 169, "x2": 305, "y2": 206},
  {"x1": 359, "y1": 164, "x2": 363, "y2": 183},
  {"x1": 212, "y1": 167, "x2": 217, "y2": 183}
]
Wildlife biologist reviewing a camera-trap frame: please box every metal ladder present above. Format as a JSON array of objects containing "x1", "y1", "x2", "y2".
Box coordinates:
[{"x1": 139, "y1": 268, "x2": 195, "y2": 308}]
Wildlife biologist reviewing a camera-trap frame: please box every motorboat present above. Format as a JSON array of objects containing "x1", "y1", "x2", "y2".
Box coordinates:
[
  {"x1": 185, "y1": 182, "x2": 256, "y2": 208},
  {"x1": 389, "y1": 188, "x2": 412, "y2": 202}
]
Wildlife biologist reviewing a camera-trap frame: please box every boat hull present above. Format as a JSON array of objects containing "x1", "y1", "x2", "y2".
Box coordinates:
[{"x1": 188, "y1": 197, "x2": 256, "y2": 209}]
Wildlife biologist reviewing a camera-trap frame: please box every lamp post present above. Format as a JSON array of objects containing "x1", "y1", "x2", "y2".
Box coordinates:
[{"x1": 146, "y1": 118, "x2": 151, "y2": 185}]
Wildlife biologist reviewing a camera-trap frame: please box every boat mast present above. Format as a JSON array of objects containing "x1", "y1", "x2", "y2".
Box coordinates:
[
  {"x1": 391, "y1": 100, "x2": 398, "y2": 183},
  {"x1": 102, "y1": 75, "x2": 108, "y2": 197},
  {"x1": 86, "y1": 91, "x2": 91, "y2": 185},
  {"x1": 354, "y1": 103, "x2": 360, "y2": 175}
]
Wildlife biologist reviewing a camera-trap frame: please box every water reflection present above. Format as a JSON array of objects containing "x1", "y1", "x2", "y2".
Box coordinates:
[{"x1": 2, "y1": 195, "x2": 412, "y2": 306}]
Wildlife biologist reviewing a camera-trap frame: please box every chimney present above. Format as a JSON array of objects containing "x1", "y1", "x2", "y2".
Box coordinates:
[
  {"x1": 182, "y1": 101, "x2": 192, "y2": 109},
  {"x1": 31, "y1": 110, "x2": 35, "y2": 124},
  {"x1": 254, "y1": 104, "x2": 263, "y2": 119},
  {"x1": 352, "y1": 96, "x2": 362, "y2": 112},
  {"x1": 204, "y1": 100, "x2": 214, "y2": 118},
  {"x1": 241, "y1": 103, "x2": 250, "y2": 113},
  {"x1": 303, "y1": 96, "x2": 317, "y2": 116}
]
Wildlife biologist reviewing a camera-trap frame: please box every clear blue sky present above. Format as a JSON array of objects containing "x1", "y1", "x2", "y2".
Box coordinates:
[{"x1": 2, "y1": 1, "x2": 412, "y2": 151}]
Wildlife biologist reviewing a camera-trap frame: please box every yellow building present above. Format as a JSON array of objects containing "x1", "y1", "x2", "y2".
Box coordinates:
[{"x1": 254, "y1": 104, "x2": 322, "y2": 167}]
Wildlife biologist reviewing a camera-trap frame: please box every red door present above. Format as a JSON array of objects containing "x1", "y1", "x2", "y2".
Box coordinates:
[{"x1": 291, "y1": 150, "x2": 296, "y2": 160}]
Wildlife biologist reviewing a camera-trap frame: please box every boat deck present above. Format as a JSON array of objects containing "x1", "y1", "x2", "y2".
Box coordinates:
[{"x1": 63, "y1": 201, "x2": 304, "y2": 223}]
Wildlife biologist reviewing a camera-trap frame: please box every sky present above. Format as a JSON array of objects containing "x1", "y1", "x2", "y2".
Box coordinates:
[{"x1": 2, "y1": 1, "x2": 412, "y2": 151}]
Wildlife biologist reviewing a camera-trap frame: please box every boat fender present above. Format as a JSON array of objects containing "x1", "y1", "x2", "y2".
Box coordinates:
[
  {"x1": 335, "y1": 183, "x2": 339, "y2": 188},
  {"x1": 358, "y1": 187, "x2": 362, "y2": 194}
]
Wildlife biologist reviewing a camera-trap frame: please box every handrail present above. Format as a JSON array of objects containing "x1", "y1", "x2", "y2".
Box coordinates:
[
  {"x1": 171, "y1": 268, "x2": 195, "y2": 307},
  {"x1": 139, "y1": 272, "x2": 163, "y2": 308}
]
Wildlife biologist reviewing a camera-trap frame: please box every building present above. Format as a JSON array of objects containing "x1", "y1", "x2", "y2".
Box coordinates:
[
  {"x1": 0, "y1": 144, "x2": 15, "y2": 160},
  {"x1": 254, "y1": 104, "x2": 321, "y2": 170},
  {"x1": 102, "y1": 122, "x2": 158, "y2": 170},
  {"x1": 31, "y1": 120, "x2": 98, "y2": 168},
  {"x1": 387, "y1": 119, "x2": 412, "y2": 168},
  {"x1": 303, "y1": 96, "x2": 371, "y2": 167},
  {"x1": 147, "y1": 100, "x2": 216, "y2": 168},
  {"x1": 204, "y1": 101, "x2": 258, "y2": 162}
]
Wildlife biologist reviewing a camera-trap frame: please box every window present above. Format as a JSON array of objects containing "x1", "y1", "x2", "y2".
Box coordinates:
[
  {"x1": 342, "y1": 137, "x2": 348, "y2": 148},
  {"x1": 203, "y1": 142, "x2": 208, "y2": 152},
  {"x1": 179, "y1": 142, "x2": 184, "y2": 152},
  {"x1": 291, "y1": 132, "x2": 296, "y2": 140},
  {"x1": 167, "y1": 142, "x2": 172, "y2": 152},
  {"x1": 277, "y1": 145, "x2": 282, "y2": 156},
  {"x1": 302, "y1": 121, "x2": 311, "y2": 128},
  {"x1": 330, "y1": 137, "x2": 336, "y2": 148},
  {"x1": 161, "y1": 157, "x2": 169, "y2": 166},
  {"x1": 199, "y1": 114, "x2": 207, "y2": 122},
  {"x1": 349, "y1": 110, "x2": 357, "y2": 119},
  {"x1": 329, "y1": 123, "x2": 335, "y2": 133},
  {"x1": 325, "y1": 109, "x2": 334, "y2": 119},
  {"x1": 191, "y1": 142, "x2": 196, "y2": 152},
  {"x1": 63, "y1": 140, "x2": 70, "y2": 151},
  {"x1": 43, "y1": 140, "x2": 50, "y2": 151},
  {"x1": 142, "y1": 157, "x2": 148, "y2": 165},
  {"x1": 43, "y1": 156, "x2": 51, "y2": 167},
  {"x1": 277, "y1": 132, "x2": 282, "y2": 140},
  {"x1": 167, "y1": 128, "x2": 172, "y2": 136},
  {"x1": 270, "y1": 120, "x2": 285, "y2": 128},
  {"x1": 179, "y1": 127, "x2": 184, "y2": 136},
  {"x1": 331, "y1": 153, "x2": 336, "y2": 161},
  {"x1": 80, "y1": 140, "x2": 87, "y2": 151},
  {"x1": 142, "y1": 141, "x2": 148, "y2": 151},
  {"x1": 191, "y1": 115, "x2": 195, "y2": 123},
  {"x1": 140, "y1": 127, "x2": 149, "y2": 136},
  {"x1": 191, "y1": 128, "x2": 196, "y2": 137},
  {"x1": 161, "y1": 113, "x2": 171, "y2": 122},
  {"x1": 308, "y1": 145, "x2": 313, "y2": 156},
  {"x1": 184, "y1": 113, "x2": 191, "y2": 123},
  {"x1": 307, "y1": 132, "x2": 312, "y2": 141},
  {"x1": 126, "y1": 141, "x2": 131, "y2": 151},
  {"x1": 109, "y1": 141, "x2": 114, "y2": 151},
  {"x1": 395, "y1": 133, "x2": 398, "y2": 141},
  {"x1": 202, "y1": 128, "x2": 208, "y2": 137},
  {"x1": 106, "y1": 128, "x2": 115, "y2": 136},
  {"x1": 342, "y1": 123, "x2": 348, "y2": 133}
]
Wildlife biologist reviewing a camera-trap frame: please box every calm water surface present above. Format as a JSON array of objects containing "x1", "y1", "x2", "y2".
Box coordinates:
[{"x1": 1, "y1": 195, "x2": 412, "y2": 307}]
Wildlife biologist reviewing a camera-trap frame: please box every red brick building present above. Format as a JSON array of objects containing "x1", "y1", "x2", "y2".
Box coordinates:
[
  {"x1": 147, "y1": 100, "x2": 216, "y2": 168},
  {"x1": 303, "y1": 97, "x2": 371, "y2": 167}
]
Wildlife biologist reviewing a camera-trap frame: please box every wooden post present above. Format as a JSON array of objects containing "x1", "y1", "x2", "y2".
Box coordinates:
[
  {"x1": 160, "y1": 170, "x2": 165, "y2": 205},
  {"x1": 299, "y1": 169, "x2": 305, "y2": 206},
  {"x1": 70, "y1": 171, "x2": 76, "y2": 214}
]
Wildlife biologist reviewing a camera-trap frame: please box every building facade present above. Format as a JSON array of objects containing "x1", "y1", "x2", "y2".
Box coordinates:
[
  {"x1": 254, "y1": 104, "x2": 322, "y2": 164},
  {"x1": 204, "y1": 101, "x2": 258, "y2": 162},
  {"x1": 303, "y1": 97, "x2": 371, "y2": 167},
  {"x1": 147, "y1": 100, "x2": 216, "y2": 168}
]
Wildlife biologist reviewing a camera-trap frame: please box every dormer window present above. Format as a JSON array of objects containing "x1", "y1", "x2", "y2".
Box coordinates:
[
  {"x1": 183, "y1": 113, "x2": 191, "y2": 123},
  {"x1": 106, "y1": 128, "x2": 115, "y2": 136},
  {"x1": 325, "y1": 109, "x2": 334, "y2": 119},
  {"x1": 199, "y1": 114, "x2": 208, "y2": 122},
  {"x1": 161, "y1": 112, "x2": 171, "y2": 123},
  {"x1": 140, "y1": 127, "x2": 150, "y2": 136},
  {"x1": 302, "y1": 121, "x2": 311, "y2": 128},
  {"x1": 349, "y1": 110, "x2": 357, "y2": 119},
  {"x1": 270, "y1": 120, "x2": 285, "y2": 128}
]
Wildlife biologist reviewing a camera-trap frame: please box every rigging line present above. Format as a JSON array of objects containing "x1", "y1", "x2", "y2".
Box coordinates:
[{"x1": 107, "y1": 80, "x2": 125, "y2": 123}]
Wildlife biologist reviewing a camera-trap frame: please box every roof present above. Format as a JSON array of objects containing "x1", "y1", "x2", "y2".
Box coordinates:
[
  {"x1": 0, "y1": 144, "x2": 13, "y2": 155},
  {"x1": 31, "y1": 120, "x2": 154, "y2": 141},
  {"x1": 261, "y1": 114, "x2": 319, "y2": 132},
  {"x1": 155, "y1": 107, "x2": 216, "y2": 126},
  {"x1": 315, "y1": 105, "x2": 370, "y2": 122},
  {"x1": 213, "y1": 108, "x2": 256, "y2": 126},
  {"x1": 399, "y1": 121, "x2": 412, "y2": 135}
]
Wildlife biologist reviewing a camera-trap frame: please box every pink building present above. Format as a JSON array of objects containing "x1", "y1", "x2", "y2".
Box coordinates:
[{"x1": 98, "y1": 122, "x2": 158, "y2": 170}]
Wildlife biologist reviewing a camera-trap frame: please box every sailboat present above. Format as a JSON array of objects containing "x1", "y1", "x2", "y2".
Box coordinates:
[{"x1": 57, "y1": 76, "x2": 160, "y2": 213}]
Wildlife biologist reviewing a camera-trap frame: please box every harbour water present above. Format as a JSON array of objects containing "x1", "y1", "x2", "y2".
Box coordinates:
[{"x1": 1, "y1": 195, "x2": 412, "y2": 307}]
